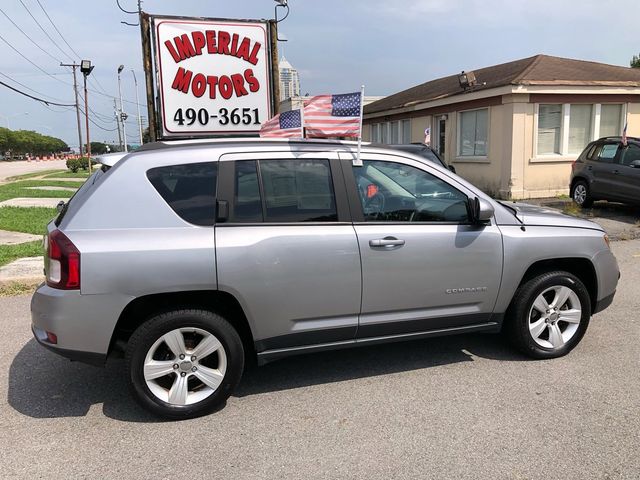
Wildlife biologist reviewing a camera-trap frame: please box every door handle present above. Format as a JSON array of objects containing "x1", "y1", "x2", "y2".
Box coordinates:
[
  {"x1": 587, "y1": 165, "x2": 593, "y2": 170},
  {"x1": 613, "y1": 170, "x2": 620, "y2": 175},
  {"x1": 369, "y1": 237, "x2": 405, "y2": 247}
]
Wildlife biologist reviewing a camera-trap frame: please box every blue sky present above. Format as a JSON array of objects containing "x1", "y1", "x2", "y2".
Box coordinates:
[{"x1": 0, "y1": 0, "x2": 638, "y2": 148}]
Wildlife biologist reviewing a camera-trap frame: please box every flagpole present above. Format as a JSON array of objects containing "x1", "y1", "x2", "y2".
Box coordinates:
[
  {"x1": 354, "y1": 85, "x2": 365, "y2": 166},
  {"x1": 300, "y1": 99, "x2": 305, "y2": 139}
]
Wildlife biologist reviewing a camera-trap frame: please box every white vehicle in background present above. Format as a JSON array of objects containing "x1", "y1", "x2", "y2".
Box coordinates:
[{"x1": 94, "y1": 152, "x2": 128, "y2": 170}]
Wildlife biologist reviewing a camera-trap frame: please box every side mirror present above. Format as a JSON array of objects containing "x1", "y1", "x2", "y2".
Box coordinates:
[
  {"x1": 467, "y1": 197, "x2": 494, "y2": 224},
  {"x1": 56, "y1": 201, "x2": 65, "y2": 213},
  {"x1": 630, "y1": 160, "x2": 640, "y2": 168}
]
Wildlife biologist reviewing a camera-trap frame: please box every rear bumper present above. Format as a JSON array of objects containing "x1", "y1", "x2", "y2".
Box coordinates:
[
  {"x1": 32, "y1": 325, "x2": 106, "y2": 366},
  {"x1": 30, "y1": 283, "x2": 133, "y2": 364}
]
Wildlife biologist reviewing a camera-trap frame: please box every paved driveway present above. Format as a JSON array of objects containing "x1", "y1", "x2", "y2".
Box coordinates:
[
  {"x1": 0, "y1": 159, "x2": 67, "y2": 182},
  {"x1": 2, "y1": 240, "x2": 639, "y2": 479}
]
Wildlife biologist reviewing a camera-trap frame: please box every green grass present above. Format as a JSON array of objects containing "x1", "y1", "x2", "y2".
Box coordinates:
[
  {"x1": 43, "y1": 170, "x2": 90, "y2": 179},
  {"x1": 0, "y1": 179, "x2": 83, "y2": 202},
  {"x1": 0, "y1": 207, "x2": 57, "y2": 234},
  {"x1": 6, "y1": 169, "x2": 65, "y2": 181},
  {"x1": 0, "y1": 241, "x2": 42, "y2": 267},
  {"x1": 0, "y1": 281, "x2": 39, "y2": 297}
]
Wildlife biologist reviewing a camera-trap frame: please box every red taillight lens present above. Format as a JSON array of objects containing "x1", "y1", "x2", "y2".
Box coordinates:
[{"x1": 46, "y1": 230, "x2": 80, "y2": 289}]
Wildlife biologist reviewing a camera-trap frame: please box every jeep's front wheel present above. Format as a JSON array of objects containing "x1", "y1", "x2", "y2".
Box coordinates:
[
  {"x1": 505, "y1": 271, "x2": 591, "y2": 359},
  {"x1": 125, "y1": 309, "x2": 244, "y2": 419}
]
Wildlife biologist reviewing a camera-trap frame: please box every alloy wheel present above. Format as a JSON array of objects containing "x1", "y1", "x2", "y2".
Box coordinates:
[
  {"x1": 143, "y1": 327, "x2": 227, "y2": 406},
  {"x1": 528, "y1": 285, "x2": 582, "y2": 349},
  {"x1": 573, "y1": 184, "x2": 587, "y2": 205}
]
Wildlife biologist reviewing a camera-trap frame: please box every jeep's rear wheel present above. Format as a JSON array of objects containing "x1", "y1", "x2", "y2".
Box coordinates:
[
  {"x1": 571, "y1": 180, "x2": 593, "y2": 208},
  {"x1": 126, "y1": 309, "x2": 244, "y2": 419},
  {"x1": 505, "y1": 271, "x2": 591, "y2": 359}
]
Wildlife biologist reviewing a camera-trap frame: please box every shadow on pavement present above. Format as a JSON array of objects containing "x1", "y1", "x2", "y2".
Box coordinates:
[{"x1": 8, "y1": 333, "x2": 526, "y2": 422}]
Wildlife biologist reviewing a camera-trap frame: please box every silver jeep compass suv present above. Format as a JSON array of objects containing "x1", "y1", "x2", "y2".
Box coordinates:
[{"x1": 31, "y1": 139, "x2": 619, "y2": 419}]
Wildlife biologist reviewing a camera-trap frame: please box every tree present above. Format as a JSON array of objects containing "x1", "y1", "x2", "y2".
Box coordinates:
[
  {"x1": 0, "y1": 127, "x2": 68, "y2": 157},
  {"x1": 631, "y1": 54, "x2": 640, "y2": 68},
  {"x1": 89, "y1": 142, "x2": 109, "y2": 155}
]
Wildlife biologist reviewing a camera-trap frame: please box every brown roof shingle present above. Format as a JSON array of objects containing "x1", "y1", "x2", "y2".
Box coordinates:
[{"x1": 365, "y1": 54, "x2": 640, "y2": 115}]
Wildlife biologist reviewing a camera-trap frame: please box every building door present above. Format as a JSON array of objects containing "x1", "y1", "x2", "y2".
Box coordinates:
[{"x1": 434, "y1": 117, "x2": 446, "y2": 156}]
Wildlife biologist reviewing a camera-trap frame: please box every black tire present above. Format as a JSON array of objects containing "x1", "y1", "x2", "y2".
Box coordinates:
[
  {"x1": 125, "y1": 309, "x2": 244, "y2": 420},
  {"x1": 571, "y1": 180, "x2": 593, "y2": 208},
  {"x1": 504, "y1": 271, "x2": 591, "y2": 359}
]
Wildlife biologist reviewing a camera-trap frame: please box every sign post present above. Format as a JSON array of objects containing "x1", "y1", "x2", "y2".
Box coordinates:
[{"x1": 150, "y1": 15, "x2": 275, "y2": 138}]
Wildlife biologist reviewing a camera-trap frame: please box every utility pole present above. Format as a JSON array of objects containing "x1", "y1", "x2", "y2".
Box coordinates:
[
  {"x1": 60, "y1": 63, "x2": 84, "y2": 156},
  {"x1": 117, "y1": 65, "x2": 128, "y2": 152},
  {"x1": 114, "y1": 98, "x2": 123, "y2": 151},
  {"x1": 80, "y1": 60, "x2": 94, "y2": 173},
  {"x1": 131, "y1": 70, "x2": 144, "y2": 145}
]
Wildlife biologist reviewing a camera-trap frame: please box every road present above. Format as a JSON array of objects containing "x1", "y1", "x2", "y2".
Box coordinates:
[
  {"x1": 0, "y1": 159, "x2": 67, "y2": 182},
  {"x1": 1, "y1": 240, "x2": 639, "y2": 479}
]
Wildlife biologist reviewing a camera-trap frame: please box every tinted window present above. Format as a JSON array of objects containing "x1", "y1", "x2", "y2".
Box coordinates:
[
  {"x1": 233, "y1": 160, "x2": 262, "y2": 222},
  {"x1": 352, "y1": 160, "x2": 468, "y2": 222},
  {"x1": 620, "y1": 144, "x2": 640, "y2": 166},
  {"x1": 259, "y1": 159, "x2": 337, "y2": 222},
  {"x1": 147, "y1": 162, "x2": 217, "y2": 226},
  {"x1": 593, "y1": 144, "x2": 618, "y2": 162}
]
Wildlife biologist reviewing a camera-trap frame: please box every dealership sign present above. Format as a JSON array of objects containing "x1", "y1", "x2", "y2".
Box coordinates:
[{"x1": 153, "y1": 17, "x2": 273, "y2": 137}]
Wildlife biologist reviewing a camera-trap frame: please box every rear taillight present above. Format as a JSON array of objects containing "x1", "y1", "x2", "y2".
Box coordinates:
[{"x1": 46, "y1": 230, "x2": 80, "y2": 290}]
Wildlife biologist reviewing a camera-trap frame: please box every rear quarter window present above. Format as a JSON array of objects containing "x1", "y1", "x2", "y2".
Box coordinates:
[{"x1": 147, "y1": 162, "x2": 218, "y2": 226}]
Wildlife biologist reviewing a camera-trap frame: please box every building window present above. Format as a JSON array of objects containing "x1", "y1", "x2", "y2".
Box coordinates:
[
  {"x1": 535, "y1": 103, "x2": 625, "y2": 158},
  {"x1": 568, "y1": 104, "x2": 593, "y2": 154},
  {"x1": 380, "y1": 123, "x2": 388, "y2": 144},
  {"x1": 458, "y1": 109, "x2": 488, "y2": 156},
  {"x1": 371, "y1": 124, "x2": 379, "y2": 143},
  {"x1": 537, "y1": 104, "x2": 562, "y2": 155},
  {"x1": 370, "y1": 120, "x2": 412, "y2": 145},
  {"x1": 600, "y1": 104, "x2": 623, "y2": 138},
  {"x1": 402, "y1": 119, "x2": 411, "y2": 143},
  {"x1": 390, "y1": 122, "x2": 399, "y2": 144}
]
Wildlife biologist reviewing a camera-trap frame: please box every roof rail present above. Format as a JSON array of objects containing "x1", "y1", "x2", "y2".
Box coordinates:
[{"x1": 134, "y1": 137, "x2": 372, "y2": 153}]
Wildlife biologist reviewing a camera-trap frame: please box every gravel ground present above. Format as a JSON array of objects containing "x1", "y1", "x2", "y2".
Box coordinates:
[{"x1": 1, "y1": 240, "x2": 639, "y2": 479}]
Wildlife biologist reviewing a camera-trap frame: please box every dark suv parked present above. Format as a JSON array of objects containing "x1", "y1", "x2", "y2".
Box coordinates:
[
  {"x1": 570, "y1": 136, "x2": 640, "y2": 208},
  {"x1": 390, "y1": 143, "x2": 456, "y2": 173}
]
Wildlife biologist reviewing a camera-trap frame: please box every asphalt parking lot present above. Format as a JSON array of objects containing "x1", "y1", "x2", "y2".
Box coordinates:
[{"x1": 1, "y1": 240, "x2": 639, "y2": 479}]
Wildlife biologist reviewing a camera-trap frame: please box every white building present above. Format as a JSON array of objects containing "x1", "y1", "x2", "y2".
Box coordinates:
[{"x1": 279, "y1": 56, "x2": 300, "y2": 101}]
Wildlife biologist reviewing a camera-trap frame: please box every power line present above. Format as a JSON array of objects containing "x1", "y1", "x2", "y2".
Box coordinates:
[
  {"x1": 35, "y1": 0, "x2": 82, "y2": 59},
  {"x1": 0, "y1": 79, "x2": 75, "y2": 106},
  {"x1": 78, "y1": 105, "x2": 118, "y2": 131},
  {"x1": 18, "y1": 0, "x2": 74, "y2": 62},
  {"x1": 0, "y1": 71, "x2": 72, "y2": 103},
  {"x1": 0, "y1": 32, "x2": 71, "y2": 87},
  {"x1": 0, "y1": 6, "x2": 61, "y2": 63}
]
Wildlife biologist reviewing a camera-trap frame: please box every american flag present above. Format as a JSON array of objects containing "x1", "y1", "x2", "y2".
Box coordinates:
[
  {"x1": 622, "y1": 121, "x2": 628, "y2": 146},
  {"x1": 259, "y1": 109, "x2": 303, "y2": 138},
  {"x1": 303, "y1": 92, "x2": 362, "y2": 138}
]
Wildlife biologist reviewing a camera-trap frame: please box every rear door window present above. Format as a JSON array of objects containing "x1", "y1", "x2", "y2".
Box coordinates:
[
  {"x1": 592, "y1": 143, "x2": 619, "y2": 163},
  {"x1": 260, "y1": 159, "x2": 337, "y2": 222},
  {"x1": 147, "y1": 162, "x2": 218, "y2": 226}
]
